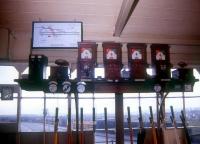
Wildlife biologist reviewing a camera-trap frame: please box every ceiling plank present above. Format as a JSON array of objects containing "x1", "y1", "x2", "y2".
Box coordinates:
[{"x1": 113, "y1": 0, "x2": 139, "y2": 36}]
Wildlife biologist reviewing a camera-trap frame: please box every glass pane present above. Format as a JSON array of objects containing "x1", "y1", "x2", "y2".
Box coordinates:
[
  {"x1": 167, "y1": 92, "x2": 182, "y2": 98},
  {"x1": 185, "y1": 97, "x2": 200, "y2": 127},
  {"x1": 21, "y1": 99, "x2": 44, "y2": 132},
  {"x1": 165, "y1": 98, "x2": 183, "y2": 127},
  {"x1": 22, "y1": 90, "x2": 45, "y2": 98},
  {"x1": 124, "y1": 98, "x2": 139, "y2": 144},
  {"x1": 79, "y1": 93, "x2": 93, "y2": 98},
  {"x1": 94, "y1": 93, "x2": 115, "y2": 99},
  {"x1": 140, "y1": 93, "x2": 156, "y2": 98},
  {"x1": 140, "y1": 98, "x2": 156, "y2": 126},
  {"x1": 0, "y1": 66, "x2": 18, "y2": 84},
  {"x1": 79, "y1": 98, "x2": 93, "y2": 130},
  {"x1": 45, "y1": 99, "x2": 68, "y2": 132},
  {"x1": 185, "y1": 97, "x2": 200, "y2": 143},
  {"x1": 94, "y1": 96, "x2": 115, "y2": 143},
  {"x1": 0, "y1": 99, "x2": 17, "y2": 122},
  {"x1": 124, "y1": 98, "x2": 139, "y2": 121},
  {"x1": 124, "y1": 93, "x2": 139, "y2": 98},
  {"x1": 95, "y1": 99, "x2": 115, "y2": 115},
  {"x1": 95, "y1": 67, "x2": 105, "y2": 78},
  {"x1": 70, "y1": 69, "x2": 77, "y2": 79},
  {"x1": 45, "y1": 93, "x2": 67, "y2": 98}
]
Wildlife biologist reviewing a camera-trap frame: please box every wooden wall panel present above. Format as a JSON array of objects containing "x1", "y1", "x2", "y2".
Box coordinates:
[
  {"x1": 9, "y1": 32, "x2": 31, "y2": 61},
  {"x1": 2, "y1": 32, "x2": 200, "y2": 68},
  {"x1": 0, "y1": 28, "x2": 9, "y2": 59}
]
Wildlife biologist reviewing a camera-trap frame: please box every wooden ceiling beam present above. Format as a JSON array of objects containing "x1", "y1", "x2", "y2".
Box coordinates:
[{"x1": 113, "y1": 0, "x2": 139, "y2": 37}]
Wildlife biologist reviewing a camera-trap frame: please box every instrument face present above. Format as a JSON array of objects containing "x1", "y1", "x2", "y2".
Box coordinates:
[
  {"x1": 77, "y1": 84, "x2": 86, "y2": 93},
  {"x1": 63, "y1": 84, "x2": 70, "y2": 93},
  {"x1": 62, "y1": 82, "x2": 71, "y2": 93},
  {"x1": 48, "y1": 81, "x2": 58, "y2": 93}
]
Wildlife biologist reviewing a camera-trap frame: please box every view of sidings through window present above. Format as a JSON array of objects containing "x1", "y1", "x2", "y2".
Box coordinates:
[{"x1": 0, "y1": 66, "x2": 200, "y2": 143}]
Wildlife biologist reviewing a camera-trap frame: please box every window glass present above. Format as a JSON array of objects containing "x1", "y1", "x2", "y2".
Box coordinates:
[
  {"x1": 0, "y1": 66, "x2": 18, "y2": 84},
  {"x1": 123, "y1": 96, "x2": 139, "y2": 144},
  {"x1": 165, "y1": 98, "x2": 183, "y2": 126},
  {"x1": 79, "y1": 93, "x2": 93, "y2": 98},
  {"x1": 21, "y1": 99, "x2": 44, "y2": 132},
  {"x1": 185, "y1": 97, "x2": 200, "y2": 127},
  {"x1": 45, "y1": 93, "x2": 67, "y2": 98},
  {"x1": 123, "y1": 93, "x2": 139, "y2": 98},
  {"x1": 0, "y1": 66, "x2": 18, "y2": 124},
  {"x1": 167, "y1": 92, "x2": 182, "y2": 98},
  {"x1": 1, "y1": 64, "x2": 200, "y2": 143},
  {"x1": 140, "y1": 93, "x2": 156, "y2": 98},
  {"x1": 140, "y1": 98, "x2": 156, "y2": 125},
  {"x1": 94, "y1": 98, "x2": 115, "y2": 115},
  {"x1": 22, "y1": 90, "x2": 44, "y2": 98},
  {"x1": 0, "y1": 99, "x2": 17, "y2": 122},
  {"x1": 45, "y1": 99, "x2": 68, "y2": 132},
  {"x1": 94, "y1": 93, "x2": 115, "y2": 99},
  {"x1": 95, "y1": 67, "x2": 105, "y2": 78},
  {"x1": 94, "y1": 94, "x2": 115, "y2": 143},
  {"x1": 20, "y1": 89, "x2": 45, "y2": 132},
  {"x1": 185, "y1": 97, "x2": 200, "y2": 143},
  {"x1": 79, "y1": 98, "x2": 93, "y2": 130},
  {"x1": 70, "y1": 69, "x2": 77, "y2": 79},
  {"x1": 124, "y1": 97, "x2": 139, "y2": 117}
]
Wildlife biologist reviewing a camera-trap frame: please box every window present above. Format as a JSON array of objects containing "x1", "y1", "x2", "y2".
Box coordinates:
[
  {"x1": 0, "y1": 98, "x2": 17, "y2": 122},
  {"x1": 79, "y1": 93, "x2": 93, "y2": 130},
  {"x1": 1, "y1": 65, "x2": 200, "y2": 143},
  {"x1": 0, "y1": 66, "x2": 18, "y2": 123},
  {"x1": 45, "y1": 97, "x2": 68, "y2": 132},
  {"x1": 165, "y1": 92, "x2": 183, "y2": 124},
  {"x1": 0, "y1": 66, "x2": 18, "y2": 84},
  {"x1": 124, "y1": 93, "x2": 139, "y2": 124},
  {"x1": 21, "y1": 98, "x2": 44, "y2": 132},
  {"x1": 94, "y1": 93, "x2": 115, "y2": 143}
]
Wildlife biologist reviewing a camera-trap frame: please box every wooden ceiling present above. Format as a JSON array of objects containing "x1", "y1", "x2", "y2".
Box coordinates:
[{"x1": 0, "y1": 0, "x2": 200, "y2": 45}]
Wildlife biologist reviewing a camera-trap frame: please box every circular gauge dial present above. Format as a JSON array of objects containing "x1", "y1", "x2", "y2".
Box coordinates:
[
  {"x1": 62, "y1": 82, "x2": 71, "y2": 93},
  {"x1": 154, "y1": 84, "x2": 162, "y2": 93},
  {"x1": 48, "y1": 81, "x2": 57, "y2": 93},
  {"x1": 77, "y1": 82, "x2": 86, "y2": 93},
  {"x1": 77, "y1": 84, "x2": 85, "y2": 93}
]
